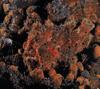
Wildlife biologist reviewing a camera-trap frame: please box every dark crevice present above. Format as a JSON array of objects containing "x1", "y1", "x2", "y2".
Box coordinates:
[
  {"x1": 53, "y1": 18, "x2": 66, "y2": 25},
  {"x1": 35, "y1": 7, "x2": 48, "y2": 22},
  {"x1": 73, "y1": 21, "x2": 81, "y2": 30},
  {"x1": 34, "y1": 0, "x2": 53, "y2": 22},
  {"x1": 0, "y1": 5, "x2": 5, "y2": 24},
  {"x1": 0, "y1": 75, "x2": 14, "y2": 89},
  {"x1": 56, "y1": 61, "x2": 70, "y2": 78},
  {"x1": 35, "y1": 0, "x2": 52, "y2": 7}
]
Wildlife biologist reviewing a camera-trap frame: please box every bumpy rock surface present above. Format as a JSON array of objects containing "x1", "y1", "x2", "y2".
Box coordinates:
[{"x1": 0, "y1": 0, "x2": 100, "y2": 89}]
